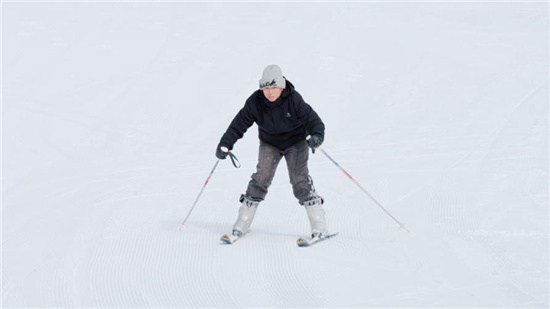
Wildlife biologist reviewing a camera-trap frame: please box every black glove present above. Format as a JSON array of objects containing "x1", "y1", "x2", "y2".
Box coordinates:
[
  {"x1": 307, "y1": 135, "x2": 323, "y2": 154},
  {"x1": 216, "y1": 145, "x2": 229, "y2": 159}
]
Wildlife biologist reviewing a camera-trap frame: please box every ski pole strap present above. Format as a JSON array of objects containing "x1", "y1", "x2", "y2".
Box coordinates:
[{"x1": 228, "y1": 151, "x2": 241, "y2": 168}]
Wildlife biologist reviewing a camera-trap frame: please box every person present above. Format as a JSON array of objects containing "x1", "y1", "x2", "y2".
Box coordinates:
[{"x1": 216, "y1": 64, "x2": 328, "y2": 239}]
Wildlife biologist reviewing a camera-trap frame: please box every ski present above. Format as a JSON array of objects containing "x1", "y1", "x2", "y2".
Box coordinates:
[
  {"x1": 296, "y1": 232, "x2": 339, "y2": 247},
  {"x1": 219, "y1": 231, "x2": 248, "y2": 244}
]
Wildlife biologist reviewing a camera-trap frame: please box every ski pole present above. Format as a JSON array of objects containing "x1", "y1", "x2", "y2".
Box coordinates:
[
  {"x1": 178, "y1": 147, "x2": 240, "y2": 230},
  {"x1": 307, "y1": 136, "x2": 409, "y2": 232}
]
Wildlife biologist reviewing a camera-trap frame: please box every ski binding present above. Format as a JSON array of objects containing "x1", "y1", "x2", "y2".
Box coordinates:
[{"x1": 297, "y1": 232, "x2": 339, "y2": 247}]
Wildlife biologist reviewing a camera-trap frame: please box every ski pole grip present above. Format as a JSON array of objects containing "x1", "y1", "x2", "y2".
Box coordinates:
[{"x1": 220, "y1": 146, "x2": 239, "y2": 168}]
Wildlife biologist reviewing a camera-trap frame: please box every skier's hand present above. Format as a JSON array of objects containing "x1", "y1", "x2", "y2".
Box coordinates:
[
  {"x1": 216, "y1": 145, "x2": 229, "y2": 159},
  {"x1": 307, "y1": 135, "x2": 323, "y2": 154}
]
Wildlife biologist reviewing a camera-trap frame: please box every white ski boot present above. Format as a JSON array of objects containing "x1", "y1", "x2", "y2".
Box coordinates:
[
  {"x1": 304, "y1": 203, "x2": 328, "y2": 238},
  {"x1": 296, "y1": 202, "x2": 338, "y2": 246},
  {"x1": 232, "y1": 196, "x2": 260, "y2": 237}
]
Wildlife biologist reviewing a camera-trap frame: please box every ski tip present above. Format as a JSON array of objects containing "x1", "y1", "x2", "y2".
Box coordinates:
[
  {"x1": 296, "y1": 238, "x2": 310, "y2": 247},
  {"x1": 297, "y1": 240, "x2": 309, "y2": 247},
  {"x1": 220, "y1": 234, "x2": 232, "y2": 244}
]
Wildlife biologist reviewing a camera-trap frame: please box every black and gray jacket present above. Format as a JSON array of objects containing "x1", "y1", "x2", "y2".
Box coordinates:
[{"x1": 219, "y1": 79, "x2": 325, "y2": 151}]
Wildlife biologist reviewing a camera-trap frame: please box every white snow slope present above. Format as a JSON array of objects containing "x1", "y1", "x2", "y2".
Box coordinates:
[{"x1": 2, "y1": 2, "x2": 549, "y2": 308}]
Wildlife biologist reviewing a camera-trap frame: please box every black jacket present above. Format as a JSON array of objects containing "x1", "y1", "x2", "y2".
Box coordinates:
[{"x1": 219, "y1": 79, "x2": 325, "y2": 151}]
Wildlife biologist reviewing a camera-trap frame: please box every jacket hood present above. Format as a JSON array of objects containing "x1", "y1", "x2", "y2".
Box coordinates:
[{"x1": 282, "y1": 78, "x2": 295, "y2": 97}]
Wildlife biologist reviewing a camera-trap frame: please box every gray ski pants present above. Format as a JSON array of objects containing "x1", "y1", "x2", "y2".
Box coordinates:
[{"x1": 243, "y1": 140, "x2": 323, "y2": 205}]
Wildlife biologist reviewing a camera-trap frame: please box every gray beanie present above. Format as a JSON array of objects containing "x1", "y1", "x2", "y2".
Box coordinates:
[{"x1": 259, "y1": 64, "x2": 286, "y2": 89}]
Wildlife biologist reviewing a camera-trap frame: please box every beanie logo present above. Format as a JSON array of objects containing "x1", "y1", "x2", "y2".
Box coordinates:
[{"x1": 260, "y1": 79, "x2": 277, "y2": 88}]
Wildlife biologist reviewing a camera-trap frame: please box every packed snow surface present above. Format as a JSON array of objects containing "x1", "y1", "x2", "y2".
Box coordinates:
[{"x1": 3, "y1": 2, "x2": 548, "y2": 308}]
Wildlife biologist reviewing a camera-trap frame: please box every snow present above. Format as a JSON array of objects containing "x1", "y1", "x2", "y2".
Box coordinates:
[{"x1": 2, "y1": 2, "x2": 549, "y2": 308}]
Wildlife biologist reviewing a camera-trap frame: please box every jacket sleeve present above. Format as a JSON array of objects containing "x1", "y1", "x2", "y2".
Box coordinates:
[
  {"x1": 219, "y1": 99, "x2": 256, "y2": 150},
  {"x1": 293, "y1": 92, "x2": 325, "y2": 139}
]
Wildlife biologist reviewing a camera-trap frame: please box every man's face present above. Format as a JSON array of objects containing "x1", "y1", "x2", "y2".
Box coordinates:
[{"x1": 262, "y1": 87, "x2": 284, "y2": 102}]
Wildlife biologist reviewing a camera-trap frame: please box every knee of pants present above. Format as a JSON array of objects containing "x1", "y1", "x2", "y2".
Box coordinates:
[
  {"x1": 245, "y1": 175, "x2": 272, "y2": 201},
  {"x1": 292, "y1": 179, "x2": 312, "y2": 200},
  {"x1": 251, "y1": 173, "x2": 274, "y2": 190},
  {"x1": 252, "y1": 163, "x2": 279, "y2": 188},
  {"x1": 290, "y1": 172, "x2": 312, "y2": 189}
]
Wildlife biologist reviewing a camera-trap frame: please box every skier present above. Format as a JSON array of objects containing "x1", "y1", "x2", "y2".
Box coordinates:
[{"x1": 216, "y1": 64, "x2": 329, "y2": 240}]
